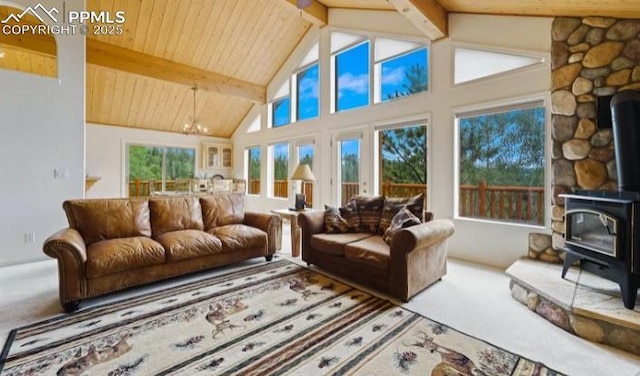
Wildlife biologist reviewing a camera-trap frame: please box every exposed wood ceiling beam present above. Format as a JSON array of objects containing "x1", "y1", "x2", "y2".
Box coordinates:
[
  {"x1": 87, "y1": 40, "x2": 266, "y2": 103},
  {"x1": 284, "y1": 0, "x2": 328, "y2": 25},
  {"x1": 387, "y1": 0, "x2": 448, "y2": 40},
  {"x1": 0, "y1": 33, "x2": 56, "y2": 56},
  {"x1": 0, "y1": 33, "x2": 266, "y2": 103}
]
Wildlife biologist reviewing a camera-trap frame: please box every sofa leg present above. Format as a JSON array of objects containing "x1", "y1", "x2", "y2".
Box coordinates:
[
  {"x1": 265, "y1": 255, "x2": 274, "y2": 262},
  {"x1": 63, "y1": 301, "x2": 80, "y2": 313}
]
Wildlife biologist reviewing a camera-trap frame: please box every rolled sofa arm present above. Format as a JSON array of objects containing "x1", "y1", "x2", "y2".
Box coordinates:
[
  {"x1": 297, "y1": 211, "x2": 324, "y2": 234},
  {"x1": 390, "y1": 219, "x2": 455, "y2": 254},
  {"x1": 244, "y1": 212, "x2": 282, "y2": 254},
  {"x1": 389, "y1": 219, "x2": 455, "y2": 301},
  {"x1": 298, "y1": 211, "x2": 324, "y2": 257},
  {"x1": 43, "y1": 228, "x2": 88, "y2": 305}
]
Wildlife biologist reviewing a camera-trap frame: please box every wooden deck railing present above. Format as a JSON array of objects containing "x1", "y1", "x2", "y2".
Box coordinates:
[
  {"x1": 274, "y1": 180, "x2": 288, "y2": 198},
  {"x1": 129, "y1": 179, "x2": 191, "y2": 197},
  {"x1": 131, "y1": 179, "x2": 543, "y2": 225},
  {"x1": 272, "y1": 181, "x2": 315, "y2": 205},
  {"x1": 248, "y1": 179, "x2": 260, "y2": 195},
  {"x1": 459, "y1": 180, "x2": 544, "y2": 225},
  {"x1": 341, "y1": 182, "x2": 359, "y2": 206}
]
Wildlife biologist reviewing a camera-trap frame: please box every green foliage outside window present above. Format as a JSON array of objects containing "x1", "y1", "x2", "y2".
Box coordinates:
[
  {"x1": 128, "y1": 146, "x2": 195, "y2": 181},
  {"x1": 274, "y1": 156, "x2": 289, "y2": 180},
  {"x1": 380, "y1": 125, "x2": 427, "y2": 185},
  {"x1": 248, "y1": 148, "x2": 260, "y2": 180},
  {"x1": 459, "y1": 107, "x2": 544, "y2": 187}
]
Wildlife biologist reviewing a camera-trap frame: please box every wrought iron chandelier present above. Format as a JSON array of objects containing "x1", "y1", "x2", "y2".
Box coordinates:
[{"x1": 182, "y1": 86, "x2": 208, "y2": 136}]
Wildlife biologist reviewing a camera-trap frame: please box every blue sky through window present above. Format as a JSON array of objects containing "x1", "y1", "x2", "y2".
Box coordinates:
[
  {"x1": 249, "y1": 147, "x2": 260, "y2": 160},
  {"x1": 341, "y1": 140, "x2": 359, "y2": 162},
  {"x1": 381, "y1": 48, "x2": 428, "y2": 102},
  {"x1": 297, "y1": 64, "x2": 319, "y2": 121},
  {"x1": 298, "y1": 144, "x2": 313, "y2": 167},
  {"x1": 336, "y1": 42, "x2": 369, "y2": 112},
  {"x1": 274, "y1": 143, "x2": 288, "y2": 159},
  {"x1": 273, "y1": 97, "x2": 291, "y2": 127}
]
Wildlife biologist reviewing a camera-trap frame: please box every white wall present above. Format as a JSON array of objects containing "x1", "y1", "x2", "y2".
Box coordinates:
[
  {"x1": 86, "y1": 124, "x2": 232, "y2": 198},
  {"x1": 0, "y1": 0, "x2": 85, "y2": 266},
  {"x1": 232, "y1": 12, "x2": 553, "y2": 268}
]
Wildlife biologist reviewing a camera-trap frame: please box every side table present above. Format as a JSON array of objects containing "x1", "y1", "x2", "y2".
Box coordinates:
[{"x1": 271, "y1": 208, "x2": 317, "y2": 257}]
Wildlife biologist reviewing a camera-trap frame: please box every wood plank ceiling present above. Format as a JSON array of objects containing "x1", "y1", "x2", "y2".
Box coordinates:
[
  {"x1": 1, "y1": 0, "x2": 640, "y2": 137},
  {"x1": 86, "y1": 0, "x2": 311, "y2": 137}
]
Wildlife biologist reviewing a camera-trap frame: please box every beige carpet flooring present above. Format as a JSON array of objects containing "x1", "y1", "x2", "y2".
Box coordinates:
[{"x1": 1, "y1": 223, "x2": 639, "y2": 376}]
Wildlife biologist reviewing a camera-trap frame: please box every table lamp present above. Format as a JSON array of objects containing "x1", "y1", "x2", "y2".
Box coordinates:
[{"x1": 291, "y1": 163, "x2": 316, "y2": 210}]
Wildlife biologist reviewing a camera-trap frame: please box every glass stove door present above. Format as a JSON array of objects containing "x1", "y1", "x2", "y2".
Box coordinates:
[{"x1": 566, "y1": 210, "x2": 618, "y2": 257}]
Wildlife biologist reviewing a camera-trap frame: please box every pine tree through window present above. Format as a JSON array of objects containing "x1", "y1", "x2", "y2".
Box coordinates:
[{"x1": 457, "y1": 102, "x2": 545, "y2": 225}]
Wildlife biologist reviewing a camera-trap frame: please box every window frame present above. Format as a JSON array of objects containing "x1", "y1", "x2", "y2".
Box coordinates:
[
  {"x1": 124, "y1": 142, "x2": 196, "y2": 196},
  {"x1": 293, "y1": 62, "x2": 320, "y2": 122},
  {"x1": 293, "y1": 137, "x2": 317, "y2": 207},
  {"x1": 451, "y1": 42, "x2": 547, "y2": 88},
  {"x1": 245, "y1": 145, "x2": 262, "y2": 196},
  {"x1": 372, "y1": 115, "x2": 430, "y2": 205},
  {"x1": 453, "y1": 95, "x2": 550, "y2": 228},
  {"x1": 374, "y1": 46, "x2": 429, "y2": 104},
  {"x1": 271, "y1": 96, "x2": 291, "y2": 128},
  {"x1": 331, "y1": 37, "x2": 370, "y2": 114},
  {"x1": 267, "y1": 141, "x2": 290, "y2": 200}
]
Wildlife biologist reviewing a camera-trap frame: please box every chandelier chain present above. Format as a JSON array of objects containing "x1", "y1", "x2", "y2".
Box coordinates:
[{"x1": 183, "y1": 86, "x2": 208, "y2": 136}]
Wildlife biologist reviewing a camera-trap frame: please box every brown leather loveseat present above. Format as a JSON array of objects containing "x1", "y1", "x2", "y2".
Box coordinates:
[
  {"x1": 299, "y1": 194, "x2": 454, "y2": 301},
  {"x1": 43, "y1": 194, "x2": 281, "y2": 312}
]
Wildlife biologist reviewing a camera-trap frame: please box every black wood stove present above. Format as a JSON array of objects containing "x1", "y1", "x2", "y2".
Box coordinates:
[{"x1": 561, "y1": 90, "x2": 640, "y2": 310}]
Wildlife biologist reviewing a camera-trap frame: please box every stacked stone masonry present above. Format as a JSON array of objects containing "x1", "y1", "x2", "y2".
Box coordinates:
[
  {"x1": 531, "y1": 17, "x2": 640, "y2": 262},
  {"x1": 510, "y1": 280, "x2": 640, "y2": 355}
]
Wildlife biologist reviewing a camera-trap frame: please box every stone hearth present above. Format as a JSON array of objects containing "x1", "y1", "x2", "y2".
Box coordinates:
[{"x1": 507, "y1": 258, "x2": 640, "y2": 355}]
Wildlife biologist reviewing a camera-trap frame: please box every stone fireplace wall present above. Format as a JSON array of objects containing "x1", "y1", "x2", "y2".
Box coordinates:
[{"x1": 529, "y1": 17, "x2": 640, "y2": 263}]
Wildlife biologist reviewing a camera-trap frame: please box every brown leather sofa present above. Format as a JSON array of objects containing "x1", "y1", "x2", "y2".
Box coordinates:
[
  {"x1": 298, "y1": 202, "x2": 454, "y2": 301},
  {"x1": 43, "y1": 194, "x2": 281, "y2": 312}
]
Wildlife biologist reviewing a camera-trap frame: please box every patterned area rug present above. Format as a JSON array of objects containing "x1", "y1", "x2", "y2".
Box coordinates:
[{"x1": 0, "y1": 260, "x2": 562, "y2": 375}]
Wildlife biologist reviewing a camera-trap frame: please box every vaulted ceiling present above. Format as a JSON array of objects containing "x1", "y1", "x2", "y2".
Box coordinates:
[{"x1": 1, "y1": 0, "x2": 640, "y2": 138}]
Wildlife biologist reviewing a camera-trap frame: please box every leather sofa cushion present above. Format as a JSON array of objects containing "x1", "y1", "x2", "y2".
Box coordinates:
[
  {"x1": 155, "y1": 230, "x2": 223, "y2": 262},
  {"x1": 344, "y1": 236, "x2": 390, "y2": 271},
  {"x1": 86, "y1": 236, "x2": 165, "y2": 279},
  {"x1": 310, "y1": 233, "x2": 372, "y2": 256},
  {"x1": 63, "y1": 199, "x2": 151, "y2": 246},
  {"x1": 200, "y1": 194, "x2": 245, "y2": 230},
  {"x1": 150, "y1": 197, "x2": 204, "y2": 236},
  {"x1": 208, "y1": 224, "x2": 266, "y2": 252}
]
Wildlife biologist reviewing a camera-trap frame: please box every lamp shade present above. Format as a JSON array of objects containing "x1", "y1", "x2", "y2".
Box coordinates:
[{"x1": 291, "y1": 163, "x2": 316, "y2": 182}]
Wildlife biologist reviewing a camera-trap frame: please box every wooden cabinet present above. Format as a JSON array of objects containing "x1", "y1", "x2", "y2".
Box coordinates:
[{"x1": 203, "y1": 143, "x2": 233, "y2": 169}]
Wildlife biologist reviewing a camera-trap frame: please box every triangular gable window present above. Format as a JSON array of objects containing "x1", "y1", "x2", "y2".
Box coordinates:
[
  {"x1": 299, "y1": 42, "x2": 319, "y2": 68},
  {"x1": 454, "y1": 47, "x2": 544, "y2": 85},
  {"x1": 331, "y1": 31, "x2": 365, "y2": 54},
  {"x1": 375, "y1": 38, "x2": 423, "y2": 62},
  {"x1": 246, "y1": 114, "x2": 261, "y2": 133},
  {"x1": 273, "y1": 79, "x2": 290, "y2": 99}
]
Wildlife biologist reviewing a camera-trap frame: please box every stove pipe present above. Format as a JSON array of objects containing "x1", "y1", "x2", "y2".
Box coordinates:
[{"x1": 611, "y1": 90, "x2": 640, "y2": 192}]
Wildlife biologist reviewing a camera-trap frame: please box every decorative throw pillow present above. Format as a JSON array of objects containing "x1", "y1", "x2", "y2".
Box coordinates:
[
  {"x1": 324, "y1": 205, "x2": 352, "y2": 234},
  {"x1": 354, "y1": 195, "x2": 385, "y2": 233},
  {"x1": 339, "y1": 198, "x2": 360, "y2": 231},
  {"x1": 378, "y1": 192, "x2": 425, "y2": 235},
  {"x1": 424, "y1": 211, "x2": 434, "y2": 222},
  {"x1": 382, "y1": 206, "x2": 421, "y2": 244}
]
